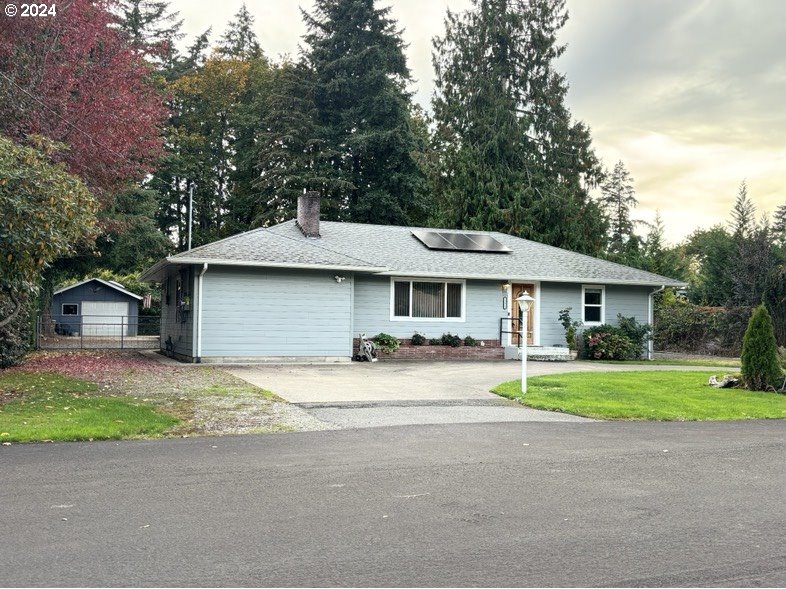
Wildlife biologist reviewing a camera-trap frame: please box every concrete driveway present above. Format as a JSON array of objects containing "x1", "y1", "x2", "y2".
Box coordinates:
[
  {"x1": 226, "y1": 359, "x2": 715, "y2": 404},
  {"x1": 226, "y1": 360, "x2": 721, "y2": 428}
]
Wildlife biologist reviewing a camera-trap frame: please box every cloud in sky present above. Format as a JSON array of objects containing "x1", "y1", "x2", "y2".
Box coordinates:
[{"x1": 170, "y1": 0, "x2": 786, "y2": 244}]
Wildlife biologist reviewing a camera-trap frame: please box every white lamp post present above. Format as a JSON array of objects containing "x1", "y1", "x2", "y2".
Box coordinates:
[{"x1": 516, "y1": 291, "x2": 535, "y2": 394}]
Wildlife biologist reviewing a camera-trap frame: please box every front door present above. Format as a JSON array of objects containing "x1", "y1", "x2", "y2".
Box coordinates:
[{"x1": 511, "y1": 284, "x2": 535, "y2": 346}]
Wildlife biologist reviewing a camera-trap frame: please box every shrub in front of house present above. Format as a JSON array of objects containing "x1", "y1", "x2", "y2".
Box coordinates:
[
  {"x1": 740, "y1": 304, "x2": 783, "y2": 391},
  {"x1": 411, "y1": 333, "x2": 426, "y2": 346},
  {"x1": 582, "y1": 325, "x2": 638, "y2": 360},
  {"x1": 428, "y1": 337, "x2": 442, "y2": 345},
  {"x1": 372, "y1": 332, "x2": 400, "y2": 353},
  {"x1": 441, "y1": 333, "x2": 462, "y2": 347},
  {"x1": 463, "y1": 335, "x2": 479, "y2": 347},
  {"x1": 616, "y1": 314, "x2": 652, "y2": 359}
]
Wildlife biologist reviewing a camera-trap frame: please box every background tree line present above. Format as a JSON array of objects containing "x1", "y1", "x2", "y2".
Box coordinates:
[{"x1": 1, "y1": 0, "x2": 784, "y2": 366}]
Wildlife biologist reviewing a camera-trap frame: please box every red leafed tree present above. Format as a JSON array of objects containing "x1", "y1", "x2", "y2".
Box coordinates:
[{"x1": 0, "y1": 0, "x2": 166, "y2": 192}]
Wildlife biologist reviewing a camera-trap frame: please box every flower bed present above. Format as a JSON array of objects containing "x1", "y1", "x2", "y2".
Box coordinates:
[{"x1": 355, "y1": 338, "x2": 504, "y2": 360}]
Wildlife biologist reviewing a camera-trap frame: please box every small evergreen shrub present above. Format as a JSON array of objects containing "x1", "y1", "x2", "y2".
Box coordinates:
[
  {"x1": 372, "y1": 332, "x2": 400, "y2": 354},
  {"x1": 410, "y1": 333, "x2": 426, "y2": 346},
  {"x1": 582, "y1": 325, "x2": 638, "y2": 360},
  {"x1": 441, "y1": 333, "x2": 462, "y2": 347},
  {"x1": 740, "y1": 304, "x2": 783, "y2": 391},
  {"x1": 463, "y1": 335, "x2": 479, "y2": 347},
  {"x1": 428, "y1": 337, "x2": 442, "y2": 346}
]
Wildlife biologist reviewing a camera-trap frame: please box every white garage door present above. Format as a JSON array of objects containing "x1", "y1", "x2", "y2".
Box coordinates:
[{"x1": 81, "y1": 301, "x2": 130, "y2": 336}]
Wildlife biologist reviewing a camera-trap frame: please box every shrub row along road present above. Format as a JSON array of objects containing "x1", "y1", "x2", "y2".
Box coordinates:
[{"x1": 2, "y1": 421, "x2": 785, "y2": 587}]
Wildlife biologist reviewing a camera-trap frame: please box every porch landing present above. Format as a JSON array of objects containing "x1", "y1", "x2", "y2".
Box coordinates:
[{"x1": 504, "y1": 345, "x2": 572, "y2": 362}]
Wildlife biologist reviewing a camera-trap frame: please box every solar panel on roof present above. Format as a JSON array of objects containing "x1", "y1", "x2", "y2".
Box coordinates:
[
  {"x1": 439, "y1": 232, "x2": 479, "y2": 250},
  {"x1": 411, "y1": 229, "x2": 511, "y2": 253},
  {"x1": 411, "y1": 230, "x2": 454, "y2": 250}
]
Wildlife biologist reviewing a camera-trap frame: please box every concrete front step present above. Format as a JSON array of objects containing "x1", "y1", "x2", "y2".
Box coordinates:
[{"x1": 504, "y1": 345, "x2": 573, "y2": 362}]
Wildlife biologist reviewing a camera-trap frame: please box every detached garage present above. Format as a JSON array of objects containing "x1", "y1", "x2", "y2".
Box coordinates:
[{"x1": 51, "y1": 278, "x2": 141, "y2": 336}]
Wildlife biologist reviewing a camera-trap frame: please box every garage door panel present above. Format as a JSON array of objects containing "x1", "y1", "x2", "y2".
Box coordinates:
[{"x1": 81, "y1": 301, "x2": 130, "y2": 336}]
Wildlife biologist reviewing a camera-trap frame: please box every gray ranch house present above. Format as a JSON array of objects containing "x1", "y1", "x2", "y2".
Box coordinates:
[{"x1": 140, "y1": 194, "x2": 686, "y2": 363}]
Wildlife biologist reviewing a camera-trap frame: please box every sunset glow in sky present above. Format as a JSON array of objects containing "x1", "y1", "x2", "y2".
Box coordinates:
[{"x1": 170, "y1": 0, "x2": 786, "y2": 244}]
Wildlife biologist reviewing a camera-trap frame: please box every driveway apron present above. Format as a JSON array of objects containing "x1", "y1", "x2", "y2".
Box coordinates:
[{"x1": 223, "y1": 360, "x2": 717, "y2": 428}]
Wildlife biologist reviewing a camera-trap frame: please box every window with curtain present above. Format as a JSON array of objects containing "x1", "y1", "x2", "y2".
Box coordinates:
[{"x1": 393, "y1": 280, "x2": 463, "y2": 319}]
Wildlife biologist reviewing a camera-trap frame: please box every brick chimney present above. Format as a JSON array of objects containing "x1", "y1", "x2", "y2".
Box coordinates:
[{"x1": 296, "y1": 191, "x2": 321, "y2": 238}]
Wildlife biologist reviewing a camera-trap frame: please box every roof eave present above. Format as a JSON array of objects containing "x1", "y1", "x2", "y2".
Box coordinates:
[
  {"x1": 52, "y1": 277, "x2": 143, "y2": 299},
  {"x1": 371, "y1": 270, "x2": 687, "y2": 288},
  {"x1": 138, "y1": 257, "x2": 389, "y2": 281}
]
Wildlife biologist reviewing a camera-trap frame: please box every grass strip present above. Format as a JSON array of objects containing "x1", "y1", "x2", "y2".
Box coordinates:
[
  {"x1": 0, "y1": 372, "x2": 178, "y2": 443},
  {"x1": 493, "y1": 370, "x2": 786, "y2": 421}
]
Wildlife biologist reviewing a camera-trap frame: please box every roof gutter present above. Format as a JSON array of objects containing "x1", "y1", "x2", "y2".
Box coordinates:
[
  {"x1": 139, "y1": 257, "x2": 389, "y2": 282},
  {"x1": 648, "y1": 285, "x2": 667, "y2": 360},
  {"x1": 195, "y1": 263, "x2": 208, "y2": 363},
  {"x1": 371, "y1": 270, "x2": 687, "y2": 288},
  {"x1": 194, "y1": 262, "x2": 207, "y2": 364}
]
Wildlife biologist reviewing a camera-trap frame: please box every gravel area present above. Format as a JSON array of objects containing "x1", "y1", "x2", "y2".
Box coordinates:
[{"x1": 10, "y1": 351, "x2": 330, "y2": 436}]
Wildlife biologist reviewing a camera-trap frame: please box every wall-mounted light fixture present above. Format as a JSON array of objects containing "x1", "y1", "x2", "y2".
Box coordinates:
[{"x1": 334, "y1": 275, "x2": 347, "y2": 283}]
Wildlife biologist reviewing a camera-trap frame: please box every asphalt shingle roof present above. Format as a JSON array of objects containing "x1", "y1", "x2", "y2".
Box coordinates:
[{"x1": 142, "y1": 219, "x2": 685, "y2": 286}]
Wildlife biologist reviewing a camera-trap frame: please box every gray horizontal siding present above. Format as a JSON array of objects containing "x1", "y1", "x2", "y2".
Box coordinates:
[
  {"x1": 539, "y1": 282, "x2": 653, "y2": 347},
  {"x1": 353, "y1": 276, "x2": 504, "y2": 340},
  {"x1": 539, "y1": 282, "x2": 581, "y2": 347},
  {"x1": 200, "y1": 267, "x2": 352, "y2": 357},
  {"x1": 606, "y1": 285, "x2": 650, "y2": 323}
]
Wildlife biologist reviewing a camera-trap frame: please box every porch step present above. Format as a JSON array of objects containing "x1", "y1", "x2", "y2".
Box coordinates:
[{"x1": 504, "y1": 345, "x2": 572, "y2": 362}]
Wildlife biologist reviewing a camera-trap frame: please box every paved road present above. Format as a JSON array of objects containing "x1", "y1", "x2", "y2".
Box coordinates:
[{"x1": 2, "y1": 421, "x2": 784, "y2": 587}]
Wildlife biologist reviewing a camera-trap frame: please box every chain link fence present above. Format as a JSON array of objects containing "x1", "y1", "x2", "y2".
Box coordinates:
[{"x1": 36, "y1": 315, "x2": 160, "y2": 350}]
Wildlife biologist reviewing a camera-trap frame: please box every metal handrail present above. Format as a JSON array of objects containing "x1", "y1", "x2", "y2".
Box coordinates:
[{"x1": 499, "y1": 316, "x2": 533, "y2": 346}]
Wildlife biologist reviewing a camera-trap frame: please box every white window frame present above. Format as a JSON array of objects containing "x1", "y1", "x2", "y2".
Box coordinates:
[
  {"x1": 61, "y1": 303, "x2": 79, "y2": 316},
  {"x1": 582, "y1": 285, "x2": 605, "y2": 325},
  {"x1": 389, "y1": 277, "x2": 466, "y2": 322}
]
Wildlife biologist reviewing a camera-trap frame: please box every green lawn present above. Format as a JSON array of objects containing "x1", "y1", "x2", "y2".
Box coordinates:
[
  {"x1": 493, "y1": 371, "x2": 786, "y2": 421},
  {"x1": 592, "y1": 358, "x2": 741, "y2": 369},
  {"x1": 0, "y1": 372, "x2": 178, "y2": 443}
]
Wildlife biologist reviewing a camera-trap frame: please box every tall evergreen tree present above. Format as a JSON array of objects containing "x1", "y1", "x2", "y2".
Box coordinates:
[
  {"x1": 150, "y1": 30, "x2": 213, "y2": 249},
  {"x1": 686, "y1": 225, "x2": 736, "y2": 306},
  {"x1": 641, "y1": 211, "x2": 689, "y2": 280},
  {"x1": 729, "y1": 180, "x2": 755, "y2": 239},
  {"x1": 600, "y1": 160, "x2": 638, "y2": 255},
  {"x1": 430, "y1": 0, "x2": 605, "y2": 254},
  {"x1": 773, "y1": 202, "x2": 786, "y2": 247},
  {"x1": 217, "y1": 4, "x2": 263, "y2": 60},
  {"x1": 302, "y1": 0, "x2": 425, "y2": 225},
  {"x1": 115, "y1": 0, "x2": 184, "y2": 59},
  {"x1": 252, "y1": 61, "x2": 345, "y2": 226}
]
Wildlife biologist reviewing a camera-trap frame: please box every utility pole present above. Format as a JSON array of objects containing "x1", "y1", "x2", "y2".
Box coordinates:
[{"x1": 188, "y1": 184, "x2": 193, "y2": 251}]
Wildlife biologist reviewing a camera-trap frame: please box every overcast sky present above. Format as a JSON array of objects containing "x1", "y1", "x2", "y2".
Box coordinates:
[{"x1": 169, "y1": 0, "x2": 786, "y2": 244}]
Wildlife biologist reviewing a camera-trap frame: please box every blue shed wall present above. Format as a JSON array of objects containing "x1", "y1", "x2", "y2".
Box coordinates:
[{"x1": 50, "y1": 281, "x2": 138, "y2": 335}]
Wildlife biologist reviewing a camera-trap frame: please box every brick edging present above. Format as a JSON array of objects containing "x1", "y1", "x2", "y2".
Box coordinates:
[{"x1": 354, "y1": 338, "x2": 504, "y2": 360}]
